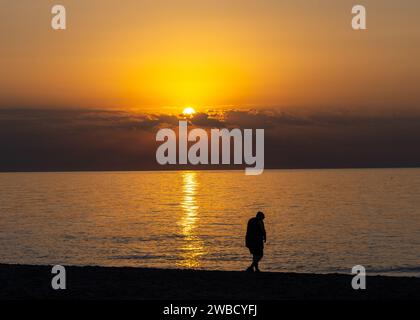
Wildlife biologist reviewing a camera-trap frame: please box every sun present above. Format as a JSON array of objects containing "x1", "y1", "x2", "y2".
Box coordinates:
[{"x1": 182, "y1": 107, "x2": 196, "y2": 116}]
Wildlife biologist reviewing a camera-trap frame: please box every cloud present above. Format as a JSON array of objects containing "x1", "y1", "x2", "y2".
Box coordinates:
[{"x1": 1, "y1": 107, "x2": 420, "y2": 171}]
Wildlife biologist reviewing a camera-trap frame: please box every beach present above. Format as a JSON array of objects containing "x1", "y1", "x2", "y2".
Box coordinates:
[{"x1": 1, "y1": 264, "x2": 419, "y2": 300}]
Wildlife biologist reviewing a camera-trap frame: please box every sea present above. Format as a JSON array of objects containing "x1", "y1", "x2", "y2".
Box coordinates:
[{"x1": 1, "y1": 169, "x2": 419, "y2": 277}]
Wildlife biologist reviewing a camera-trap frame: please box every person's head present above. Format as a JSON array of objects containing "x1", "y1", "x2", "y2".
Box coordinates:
[{"x1": 256, "y1": 211, "x2": 265, "y2": 220}]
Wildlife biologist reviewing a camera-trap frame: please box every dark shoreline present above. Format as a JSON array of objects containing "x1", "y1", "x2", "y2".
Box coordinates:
[{"x1": 1, "y1": 264, "x2": 419, "y2": 300}]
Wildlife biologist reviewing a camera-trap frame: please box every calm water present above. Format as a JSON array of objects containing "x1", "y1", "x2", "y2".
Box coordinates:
[{"x1": 1, "y1": 169, "x2": 419, "y2": 277}]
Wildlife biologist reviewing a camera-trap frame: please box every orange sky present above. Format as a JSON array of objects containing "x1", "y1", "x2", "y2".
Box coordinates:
[{"x1": 1, "y1": 0, "x2": 419, "y2": 113}]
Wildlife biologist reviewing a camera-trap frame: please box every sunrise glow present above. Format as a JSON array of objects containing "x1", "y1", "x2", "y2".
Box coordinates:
[{"x1": 183, "y1": 107, "x2": 196, "y2": 116}]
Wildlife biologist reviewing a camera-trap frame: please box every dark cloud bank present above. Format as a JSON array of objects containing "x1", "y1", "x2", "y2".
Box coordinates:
[{"x1": 1, "y1": 108, "x2": 420, "y2": 172}]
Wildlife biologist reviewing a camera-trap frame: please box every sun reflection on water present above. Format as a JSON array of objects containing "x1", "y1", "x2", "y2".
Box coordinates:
[{"x1": 177, "y1": 171, "x2": 206, "y2": 268}]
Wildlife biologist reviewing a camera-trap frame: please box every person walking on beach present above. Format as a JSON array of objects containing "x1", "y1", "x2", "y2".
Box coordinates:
[{"x1": 245, "y1": 211, "x2": 266, "y2": 272}]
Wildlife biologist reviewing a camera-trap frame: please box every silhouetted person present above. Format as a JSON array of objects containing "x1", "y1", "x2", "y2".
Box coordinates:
[{"x1": 245, "y1": 211, "x2": 266, "y2": 272}]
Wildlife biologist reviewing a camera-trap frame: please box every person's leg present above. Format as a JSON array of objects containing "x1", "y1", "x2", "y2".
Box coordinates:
[
  {"x1": 253, "y1": 254, "x2": 262, "y2": 272},
  {"x1": 246, "y1": 250, "x2": 255, "y2": 271},
  {"x1": 246, "y1": 263, "x2": 254, "y2": 272},
  {"x1": 254, "y1": 249, "x2": 264, "y2": 272}
]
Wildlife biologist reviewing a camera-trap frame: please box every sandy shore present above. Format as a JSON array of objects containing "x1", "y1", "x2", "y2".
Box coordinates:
[{"x1": 1, "y1": 264, "x2": 419, "y2": 300}]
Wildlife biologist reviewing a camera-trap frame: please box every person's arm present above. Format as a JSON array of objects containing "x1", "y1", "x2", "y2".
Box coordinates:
[{"x1": 260, "y1": 221, "x2": 266, "y2": 243}]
